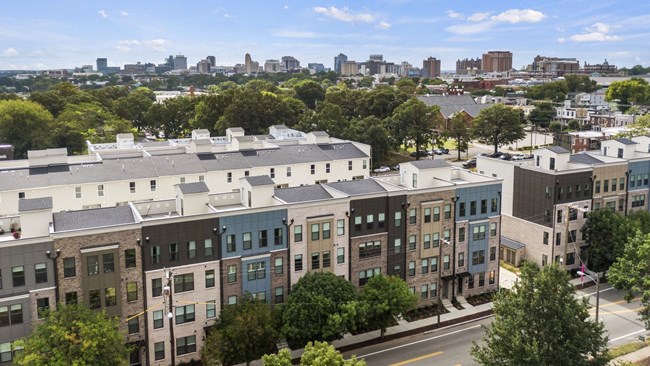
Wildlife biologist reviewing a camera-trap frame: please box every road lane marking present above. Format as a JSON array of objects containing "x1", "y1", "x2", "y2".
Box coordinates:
[
  {"x1": 609, "y1": 329, "x2": 647, "y2": 343},
  {"x1": 389, "y1": 351, "x2": 443, "y2": 366},
  {"x1": 357, "y1": 323, "x2": 483, "y2": 358},
  {"x1": 588, "y1": 297, "x2": 640, "y2": 309},
  {"x1": 590, "y1": 306, "x2": 644, "y2": 315},
  {"x1": 578, "y1": 287, "x2": 614, "y2": 298}
]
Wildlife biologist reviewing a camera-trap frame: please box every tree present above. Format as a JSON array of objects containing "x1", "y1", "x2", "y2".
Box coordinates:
[
  {"x1": 202, "y1": 295, "x2": 279, "y2": 366},
  {"x1": 525, "y1": 80, "x2": 568, "y2": 102},
  {"x1": 564, "y1": 74, "x2": 598, "y2": 93},
  {"x1": 391, "y1": 97, "x2": 440, "y2": 159},
  {"x1": 528, "y1": 101, "x2": 556, "y2": 129},
  {"x1": 472, "y1": 104, "x2": 525, "y2": 155},
  {"x1": 446, "y1": 113, "x2": 472, "y2": 161},
  {"x1": 262, "y1": 342, "x2": 365, "y2": 366},
  {"x1": 581, "y1": 208, "x2": 630, "y2": 272},
  {"x1": 191, "y1": 91, "x2": 235, "y2": 134},
  {"x1": 471, "y1": 263, "x2": 608, "y2": 366},
  {"x1": 359, "y1": 275, "x2": 417, "y2": 338},
  {"x1": 14, "y1": 304, "x2": 130, "y2": 366},
  {"x1": 280, "y1": 272, "x2": 358, "y2": 349},
  {"x1": 609, "y1": 231, "x2": 650, "y2": 328},
  {"x1": 606, "y1": 78, "x2": 650, "y2": 111},
  {"x1": 293, "y1": 80, "x2": 325, "y2": 109},
  {"x1": 0, "y1": 99, "x2": 53, "y2": 158},
  {"x1": 395, "y1": 78, "x2": 417, "y2": 95},
  {"x1": 113, "y1": 87, "x2": 156, "y2": 132}
]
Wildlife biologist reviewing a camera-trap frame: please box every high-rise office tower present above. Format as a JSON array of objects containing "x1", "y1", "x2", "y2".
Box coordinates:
[
  {"x1": 206, "y1": 56, "x2": 216, "y2": 67},
  {"x1": 96, "y1": 58, "x2": 108, "y2": 71},
  {"x1": 245, "y1": 53, "x2": 252, "y2": 73},
  {"x1": 334, "y1": 53, "x2": 347, "y2": 73},
  {"x1": 173, "y1": 55, "x2": 187, "y2": 70},
  {"x1": 422, "y1": 57, "x2": 441, "y2": 78}
]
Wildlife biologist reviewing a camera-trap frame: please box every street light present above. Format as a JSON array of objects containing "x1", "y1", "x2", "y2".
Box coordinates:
[{"x1": 577, "y1": 269, "x2": 602, "y2": 324}]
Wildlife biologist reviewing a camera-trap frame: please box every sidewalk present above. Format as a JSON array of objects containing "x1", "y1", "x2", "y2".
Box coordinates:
[{"x1": 610, "y1": 346, "x2": 650, "y2": 365}]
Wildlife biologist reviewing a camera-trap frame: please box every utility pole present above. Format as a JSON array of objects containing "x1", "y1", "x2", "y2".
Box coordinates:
[{"x1": 164, "y1": 268, "x2": 176, "y2": 366}]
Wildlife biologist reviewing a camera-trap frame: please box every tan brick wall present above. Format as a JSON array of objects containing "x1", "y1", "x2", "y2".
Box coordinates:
[
  {"x1": 221, "y1": 257, "x2": 241, "y2": 303},
  {"x1": 350, "y1": 232, "x2": 388, "y2": 287},
  {"x1": 270, "y1": 250, "x2": 288, "y2": 304}
]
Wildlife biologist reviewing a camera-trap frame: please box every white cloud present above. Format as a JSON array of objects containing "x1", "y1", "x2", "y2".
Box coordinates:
[
  {"x1": 446, "y1": 10, "x2": 463, "y2": 19},
  {"x1": 98, "y1": 10, "x2": 108, "y2": 19},
  {"x1": 223, "y1": 13, "x2": 231, "y2": 18},
  {"x1": 468, "y1": 12, "x2": 490, "y2": 22},
  {"x1": 557, "y1": 37, "x2": 566, "y2": 43},
  {"x1": 313, "y1": 6, "x2": 374, "y2": 23},
  {"x1": 2, "y1": 47, "x2": 18, "y2": 57},
  {"x1": 271, "y1": 29, "x2": 317, "y2": 38},
  {"x1": 569, "y1": 22, "x2": 622, "y2": 42},
  {"x1": 147, "y1": 39, "x2": 169, "y2": 52},
  {"x1": 283, "y1": 5, "x2": 289, "y2": 10},
  {"x1": 445, "y1": 21, "x2": 494, "y2": 35},
  {"x1": 490, "y1": 9, "x2": 545, "y2": 23},
  {"x1": 376, "y1": 20, "x2": 391, "y2": 30},
  {"x1": 120, "y1": 11, "x2": 129, "y2": 17}
]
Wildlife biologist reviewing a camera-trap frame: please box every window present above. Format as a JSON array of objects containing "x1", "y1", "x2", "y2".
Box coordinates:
[
  {"x1": 421, "y1": 284, "x2": 428, "y2": 299},
  {"x1": 421, "y1": 259, "x2": 429, "y2": 274},
  {"x1": 36, "y1": 298, "x2": 49, "y2": 319},
  {"x1": 124, "y1": 249, "x2": 136, "y2": 268},
  {"x1": 359, "y1": 241, "x2": 381, "y2": 259},
  {"x1": 205, "y1": 269, "x2": 215, "y2": 287},
  {"x1": 489, "y1": 271, "x2": 496, "y2": 285},
  {"x1": 325, "y1": 163, "x2": 331, "y2": 173},
  {"x1": 243, "y1": 232, "x2": 252, "y2": 250},
  {"x1": 595, "y1": 180, "x2": 601, "y2": 194},
  {"x1": 227, "y1": 265, "x2": 237, "y2": 283},
  {"x1": 481, "y1": 200, "x2": 487, "y2": 214},
  {"x1": 286, "y1": 167, "x2": 292, "y2": 177},
  {"x1": 470, "y1": 201, "x2": 477, "y2": 215},
  {"x1": 348, "y1": 161, "x2": 352, "y2": 171},
  {"x1": 472, "y1": 250, "x2": 485, "y2": 265},
  {"x1": 0, "y1": 307, "x2": 7, "y2": 327},
  {"x1": 9, "y1": 305, "x2": 22, "y2": 325},
  {"x1": 75, "y1": 186, "x2": 82, "y2": 199},
  {"x1": 311, "y1": 252, "x2": 320, "y2": 270},
  {"x1": 259, "y1": 230, "x2": 268, "y2": 247},
  {"x1": 294, "y1": 225, "x2": 303, "y2": 242},
  {"x1": 423, "y1": 234, "x2": 431, "y2": 249},
  {"x1": 566, "y1": 252, "x2": 576, "y2": 265},
  {"x1": 226, "y1": 234, "x2": 236, "y2": 252},
  {"x1": 63, "y1": 257, "x2": 75, "y2": 278},
  {"x1": 128, "y1": 316, "x2": 139, "y2": 334},
  {"x1": 65, "y1": 291, "x2": 77, "y2": 305},
  {"x1": 0, "y1": 342, "x2": 12, "y2": 363},
  {"x1": 129, "y1": 181, "x2": 136, "y2": 193},
  {"x1": 363, "y1": 160, "x2": 367, "y2": 169},
  {"x1": 490, "y1": 222, "x2": 497, "y2": 237},
  {"x1": 549, "y1": 157, "x2": 555, "y2": 170},
  {"x1": 150, "y1": 310, "x2": 164, "y2": 331},
  {"x1": 323, "y1": 251, "x2": 331, "y2": 268},
  {"x1": 205, "y1": 239, "x2": 213, "y2": 256},
  {"x1": 359, "y1": 268, "x2": 380, "y2": 286},
  {"x1": 612, "y1": 178, "x2": 617, "y2": 192},
  {"x1": 311, "y1": 164, "x2": 316, "y2": 174},
  {"x1": 103, "y1": 253, "x2": 114, "y2": 273},
  {"x1": 395, "y1": 211, "x2": 402, "y2": 227},
  {"x1": 176, "y1": 335, "x2": 196, "y2": 356},
  {"x1": 472, "y1": 225, "x2": 486, "y2": 240},
  {"x1": 169, "y1": 244, "x2": 178, "y2": 261},
  {"x1": 443, "y1": 229, "x2": 450, "y2": 243},
  {"x1": 604, "y1": 179, "x2": 609, "y2": 193},
  {"x1": 459, "y1": 202, "x2": 466, "y2": 217},
  {"x1": 557, "y1": 209, "x2": 563, "y2": 223},
  {"x1": 206, "y1": 300, "x2": 216, "y2": 318},
  {"x1": 179, "y1": 177, "x2": 185, "y2": 184},
  {"x1": 431, "y1": 256, "x2": 438, "y2": 272},
  {"x1": 479, "y1": 273, "x2": 487, "y2": 287},
  {"x1": 491, "y1": 198, "x2": 498, "y2": 213},
  {"x1": 543, "y1": 231, "x2": 549, "y2": 245},
  {"x1": 187, "y1": 241, "x2": 196, "y2": 258},
  {"x1": 228, "y1": 295, "x2": 237, "y2": 305},
  {"x1": 274, "y1": 228, "x2": 283, "y2": 245},
  {"x1": 87, "y1": 256, "x2": 99, "y2": 276},
  {"x1": 247, "y1": 262, "x2": 266, "y2": 280},
  {"x1": 311, "y1": 224, "x2": 320, "y2": 240},
  {"x1": 432, "y1": 232, "x2": 440, "y2": 247},
  {"x1": 430, "y1": 282, "x2": 438, "y2": 298},
  {"x1": 227, "y1": 172, "x2": 233, "y2": 183},
  {"x1": 150, "y1": 179, "x2": 157, "y2": 191},
  {"x1": 337, "y1": 247, "x2": 345, "y2": 264},
  {"x1": 408, "y1": 261, "x2": 415, "y2": 276},
  {"x1": 443, "y1": 255, "x2": 450, "y2": 270},
  {"x1": 354, "y1": 216, "x2": 362, "y2": 231},
  {"x1": 322, "y1": 222, "x2": 331, "y2": 239},
  {"x1": 174, "y1": 273, "x2": 194, "y2": 293},
  {"x1": 424, "y1": 207, "x2": 431, "y2": 223},
  {"x1": 568, "y1": 229, "x2": 577, "y2": 243},
  {"x1": 366, "y1": 214, "x2": 375, "y2": 230},
  {"x1": 412, "y1": 173, "x2": 418, "y2": 188},
  {"x1": 408, "y1": 235, "x2": 417, "y2": 250},
  {"x1": 270, "y1": 168, "x2": 275, "y2": 178},
  {"x1": 337, "y1": 219, "x2": 345, "y2": 236},
  {"x1": 96, "y1": 184, "x2": 104, "y2": 197},
  {"x1": 458, "y1": 227, "x2": 465, "y2": 242},
  {"x1": 154, "y1": 342, "x2": 165, "y2": 360},
  {"x1": 409, "y1": 208, "x2": 416, "y2": 224},
  {"x1": 275, "y1": 287, "x2": 284, "y2": 303},
  {"x1": 151, "y1": 246, "x2": 160, "y2": 264},
  {"x1": 295, "y1": 254, "x2": 303, "y2": 271},
  {"x1": 175, "y1": 304, "x2": 195, "y2": 324},
  {"x1": 34, "y1": 263, "x2": 47, "y2": 284},
  {"x1": 556, "y1": 232, "x2": 562, "y2": 246},
  {"x1": 458, "y1": 252, "x2": 465, "y2": 267},
  {"x1": 11, "y1": 265, "x2": 25, "y2": 287},
  {"x1": 378, "y1": 213, "x2": 386, "y2": 228},
  {"x1": 633, "y1": 195, "x2": 646, "y2": 208},
  {"x1": 104, "y1": 287, "x2": 117, "y2": 306},
  {"x1": 468, "y1": 275, "x2": 475, "y2": 289},
  {"x1": 152, "y1": 278, "x2": 162, "y2": 297},
  {"x1": 275, "y1": 257, "x2": 283, "y2": 274}
]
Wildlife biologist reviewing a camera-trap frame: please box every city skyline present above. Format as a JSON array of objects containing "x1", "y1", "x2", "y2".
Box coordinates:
[{"x1": 1, "y1": 0, "x2": 649, "y2": 71}]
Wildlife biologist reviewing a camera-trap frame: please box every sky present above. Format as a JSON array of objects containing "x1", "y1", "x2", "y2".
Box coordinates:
[{"x1": 1, "y1": 0, "x2": 650, "y2": 71}]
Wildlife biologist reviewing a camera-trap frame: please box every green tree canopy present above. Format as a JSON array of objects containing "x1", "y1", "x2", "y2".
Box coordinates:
[
  {"x1": 564, "y1": 75, "x2": 599, "y2": 93},
  {"x1": 0, "y1": 99, "x2": 54, "y2": 158},
  {"x1": 280, "y1": 272, "x2": 359, "y2": 349},
  {"x1": 262, "y1": 341, "x2": 365, "y2": 366},
  {"x1": 582, "y1": 208, "x2": 632, "y2": 272},
  {"x1": 528, "y1": 101, "x2": 556, "y2": 129},
  {"x1": 525, "y1": 80, "x2": 569, "y2": 102},
  {"x1": 293, "y1": 79, "x2": 325, "y2": 109},
  {"x1": 472, "y1": 104, "x2": 525, "y2": 155},
  {"x1": 191, "y1": 90, "x2": 235, "y2": 134},
  {"x1": 605, "y1": 78, "x2": 650, "y2": 111},
  {"x1": 202, "y1": 295, "x2": 279, "y2": 366},
  {"x1": 113, "y1": 87, "x2": 156, "y2": 132},
  {"x1": 446, "y1": 113, "x2": 472, "y2": 161},
  {"x1": 359, "y1": 274, "x2": 417, "y2": 338},
  {"x1": 390, "y1": 97, "x2": 440, "y2": 158},
  {"x1": 471, "y1": 263, "x2": 608, "y2": 366},
  {"x1": 14, "y1": 304, "x2": 130, "y2": 366}
]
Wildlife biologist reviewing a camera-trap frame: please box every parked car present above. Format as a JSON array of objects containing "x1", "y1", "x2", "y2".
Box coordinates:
[
  {"x1": 392, "y1": 165, "x2": 400, "y2": 170},
  {"x1": 410, "y1": 150, "x2": 428, "y2": 158},
  {"x1": 498, "y1": 153, "x2": 512, "y2": 160},
  {"x1": 462, "y1": 158, "x2": 477, "y2": 169},
  {"x1": 373, "y1": 166, "x2": 391, "y2": 173},
  {"x1": 511, "y1": 154, "x2": 526, "y2": 160}
]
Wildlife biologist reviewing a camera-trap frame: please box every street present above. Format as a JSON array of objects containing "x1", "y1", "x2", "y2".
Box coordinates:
[{"x1": 343, "y1": 283, "x2": 646, "y2": 366}]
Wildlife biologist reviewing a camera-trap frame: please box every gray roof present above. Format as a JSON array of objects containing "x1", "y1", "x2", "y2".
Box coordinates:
[
  {"x1": 274, "y1": 185, "x2": 333, "y2": 203},
  {"x1": 417, "y1": 95, "x2": 490, "y2": 118},
  {"x1": 617, "y1": 137, "x2": 637, "y2": 145},
  {"x1": 53, "y1": 206, "x2": 136, "y2": 232},
  {"x1": 310, "y1": 131, "x2": 329, "y2": 137},
  {"x1": 177, "y1": 182, "x2": 209, "y2": 194},
  {"x1": 569, "y1": 153, "x2": 605, "y2": 165},
  {"x1": 318, "y1": 143, "x2": 367, "y2": 160},
  {"x1": 544, "y1": 146, "x2": 570, "y2": 154},
  {"x1": 409, "y1": 159, "x2": 450, "y2": 169},
  {"x1": 235, "y1": 136, "x2": 255, "y2": 142},
  {"x1": 192, "y1": 139, "x2": 212, "y2": 146},
  {"x1": 501, "y1": 237, "x2": 525, "y2": 250},
  {"x1": 150, "y1": 154, "x2": 206, "y2": 176},
  {"x1": 19, "y1": 197, "x2": 53, "y2": 212},
  {"x1": 244, "y1": 175, "x2": 275, "y2": 186},
  {"x1": 325, "y1": 179, "x2": 386, "y2": 196},
  {"x1": 229, "y1": 127, "x2": 245, "y2": 132}
]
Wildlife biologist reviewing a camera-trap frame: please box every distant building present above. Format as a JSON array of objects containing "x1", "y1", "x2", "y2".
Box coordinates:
[
  {"x1": 334, "y1": 53, "x2": 347, "y2": 73},
  {"x1": 206, "y1": 56, "x2": 216, "y2": 67},
  {"x1": 341, "y1": 61, "x2": 359, "y2": 76},
  {"x1": 456, "y1": 58, "x2": 482, "y2": 75},
  {"x1": 96, "y1": 58, "x2": 108, "y2": 72},
  {"x1": 196, "y1": 59, "x2": 211, "y2": 73},
  {"x1": 531, "y1": 55, "x2": 579, "y2": 76},
  {"x1": 482, "y1": 51, "x2": 513, "y2": 73},
  {"x1": 369, "y1": 54, "x2": 383, "y2": 62},
  {"x1": 173, "y1": 55, "x2": 188, "y2": 70},
  {"x1": 308, "y1": 63, "x2": 325, "y2": 73},
  {"x1": 123, "y1": 62, "x2": 145, "y2": 74},
  {"x1": 422, "y1": 57, "x2": 441, "y2": 78},
  {"x1": 245, "y1": 53, "x2": 253, "y2": 74},
  {"x1": 282, "y1": 56, "x2": 300, "y2": 71},
  {"x1": 583, "y1": 59, "x2": 617, "y2": 74},
  {"x1": 264, "y1": 59, "x2": 282, "y2": 73}
]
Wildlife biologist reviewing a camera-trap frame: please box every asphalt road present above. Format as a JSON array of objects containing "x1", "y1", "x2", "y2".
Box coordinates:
[{"x1": 343, "y1": 283, "x2": 646, "y2": 366}]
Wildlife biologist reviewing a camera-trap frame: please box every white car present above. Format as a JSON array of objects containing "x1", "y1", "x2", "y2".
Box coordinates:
[
  {"x1": 511, "y1": 154, "x2": 526, "y2": 160},
  {"x1": 373, "y1": 166, "x2": 391, "y2": 173}
]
